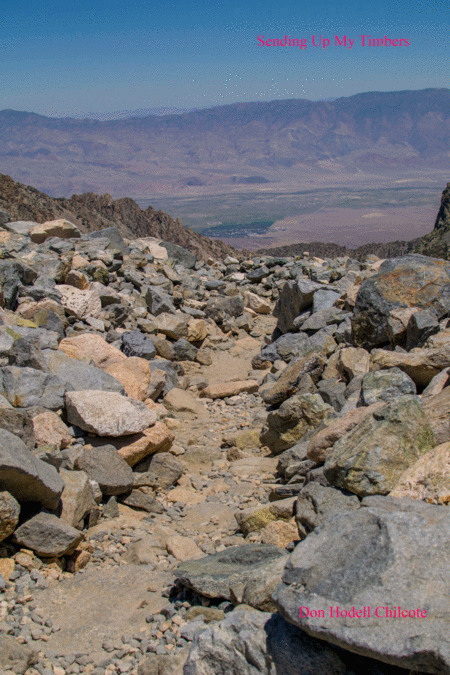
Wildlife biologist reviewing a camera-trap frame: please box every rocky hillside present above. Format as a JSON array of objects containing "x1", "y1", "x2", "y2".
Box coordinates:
[
  {"x1": 0, "y1": 173, "x2": 236, "y2": 261},
  {"x1": 2, "y1": 208, "x2": 450, "y2": 674}
]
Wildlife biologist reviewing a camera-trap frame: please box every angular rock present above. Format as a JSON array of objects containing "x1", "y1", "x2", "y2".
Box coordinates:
[
  {"x1": 1, "y1": 366, "x2": 66, "y2": 410},
  {"x1": 260, "y1": 393, "x2": 334, "y2": 454},
  {"x1": 406, "y1": 308, "x2": 440, "y2": 350},
  {"x1": 133, "y1": 452, "x2": 183, "y2": 490},
  {"x1": 145, "y1": 286, "x2": 176, "y2": 315},
  {"x1": 370, "y1": 345, "x2": 450, "y2": 387},
  {"x1": 337, "y1": 347, "x2": 370, "y2": 381},
  {"x1": 200, "y1": 380, "x2": 259, "y2": 399},
  {"x1": 59, "y1": 469, "x2": 97, "y2": 529},
  {"x1": 105, "y1": 357, "x2": 151, "y2": 401},
  {"x1": 153, "y1": 313, "x2": 189, "y2": 340},
  {"x1": 359, "y1": 367, "x2": 416, "y2": 406},
  {"x1": 0, "y1": 408, "x2": 35, "y2": 450},
  {"x1": 235, "y1": 499, "x2": 296, "y2": 535},
  {"x1": 164, "y1": 388, "x2": 208, "y2": 416},
  {"x1": 352, "y1": 254, "x2": 450, "y2": 348},
  {"x1": 423, "y1": 387, "x2": 450, "y2": 445},
  {"x1": 29, "y1": 218, "x2": 81, "y2": 244},
  {"x1": 324, "y1": 396, "x2": 435, "y2": 497},
  {"x1": 120, "y1": 489, "x2": 163, "y2": 513},
  {"x1": 186, "y1": 318, "x2": 208, "y2": 343},
  {"x1": 262, "y1": 353, "x2": 326, "y2": 406},
  {"x1": 260, "y1": 521, "x2": 299, "y2": 548},
  {"x1": 172, "y1": 338, "x2": 198, "y2": 361},
  {"x1": 58, "y1": 333, "x2": 126, "y2": 370},
  {"x1": 294, "y1": 482, "x2": 360, "y2": 539},
  {"x1": 204, "y1": 296, "x2": 244, "y2": 324},
  {"x1": 32, "y1": 411, "x2": 72, "y2": 450},
  {"x1": 65, "y1": 390, "x2": 156, "y2": 436},
  {"x1": 74, "y1": 445, "x2": 134, "y2": 496},
  {"x1": 166, "y1": 535, "x2": 204, "y2": 561},
  {"x1": 307, "y1": 401, "x2": 385, "y2": 463},
  {"x1": 0, "y1": 428, "x2": 63, "y2": 509},
  {"x1": 243, "y1": 291, "x2": 271, "y2": 314},
  {"x1": 0, "y1": 491, "x2": 20, "y2": 542},
  {"x1": 13, "y1": 512, "x2": 83, "y2": 556},
  {"x1": 121, "y1": 331, "x2": 156, "y2": 360},
  {"x1": 274, "y1": 496, "x2": 450, "y2": 674},
  {"x1": 0, "y1": 634, "x2": 38, "y2": 674},
  {"x1": 160, "y1": 241, "x2": 197, "y2": 268},
  {"x1": 175, "y1": 544, "x2": 288, "y2": 606},
  {"x1": 107, "y1": 422, "x2": 175, "y2": 466},
  {"x1": 45, "y1": 351, "x2": 125, "y2": 394},
  {"x1": 56, "y1": 284, "x2": 102, "y2": 320},
  {"x1": 274, "y1": 278, "x2": 323, "y2": 334}
]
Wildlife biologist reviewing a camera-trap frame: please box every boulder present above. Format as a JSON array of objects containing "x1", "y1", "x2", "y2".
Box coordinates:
[
  {"x1": 59, "y1": 469, "x2": 97, "y2": 529},
  {"x1": 164, "y1": 388, "x2": 208, "y2": 416},
  {"x1": 235, "y1": 499, "x2": 296, "y2": 535},
  {"x1": 105, "y1": 422, "x2": 175, "y2": 466},
  {"x1": 294, "y1": 482, "x2": 360, "y2": 540},
  {"x1": 359, "y1": 368, "x2": 416, "y2": 406},
  {"x1": 423, "y1": 387, "x2": 450, "y2": 445},
  {"x1": 145, "y1": 286, "x2": 176, "y2": 315},
  {"x1": 274, "y1": 278, "x2": 323, "y2": 333},
  {"x1": 1, "y1": 366, "x2": 66, "y2": 410},
  {"x1": 307, "y1": 401, "x2": 385, "y2": 462},
  {"x1": 0, "y1": 408, "x2": 35, "y2": 450},
  {"x1": 274, "y1": 496, "x2": 450, "y2": 674},
  {"x1": 65, "y1": 390, "x2": 156, "y2": 436},
  {"x1": 13, "y1": 512, "x2": 83, "y2": 557},
  {"x1": 273, "y1": 331, "x2": 337, "y2": 363},
  {"x1": 29, "y1": 218, "x2": 81, "y2": 244},
  {"x1": 262, "y1": 353, "x2": 326, "y2": 407},
  {"x1": 56, "y1": 285, "x2": 102, "y2": 320},
  {"x1": 337, "y1": 347, "x2": 370, "y2": 381},
  {"x1": 120, "y1": 489, "x2": 163, "y2": 513},
  {"x1": 243, "y1": 291, "x2": 271, "y2": 314},
  {"x1": 166, "y1": 535, "x2": 204, "y2": 561},
  {"x1": 32, "y1": 411, "x2": 72, "y2": 450},
  {"x1": 370, "y1": 345, "x2": 450, "y2": 387},
  {"x1": 260, "y1": 393, "x2": 334, "y2": 455},
  {"x1": 45, "y1": 351, "x2": 126, "y2": 394},
  {"x1": 74, "y1": 445, "x2": 134, "y2": 496},
  {"x1": 58, "y1": 333, "x2": 126, "y2": 370},
  {"x1": 153, "y1": 313, "x2": 189, "y2": 340},
  {"x1": 0, "y1": 491, "x2": 20, "y2": 542},
  {"x1": 0, "y1": 634, "x2": 38, "y2": 674},
  {"x1": 133, "y1": 452, "x2": 183, "y2": 490},
  {"x1": 0, "y1": 428, "x2": 63, "y2": 509},
  {"x1": 175, "y1": 544, "x2": 288, "y2": 605},
  {"x1": 324, "y1": 396, "x2": 435, "y2": 497},
  {"x1": 121, "y1": 331, "x2": 156, "y2": 360},
  {"x1": 105, "y1": 357, "x2": 151, "y2": 401},
  {"x1": 160, "y1": 241, "x2": 197, "y2": 268},
  {"x1": 352, "y1": 254, "x2": 450, "y2": 348}
]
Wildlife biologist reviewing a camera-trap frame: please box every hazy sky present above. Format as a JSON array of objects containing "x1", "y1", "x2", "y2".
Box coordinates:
[{"x1": 1, "y1": 0, "x2": 449, "y2": 117}]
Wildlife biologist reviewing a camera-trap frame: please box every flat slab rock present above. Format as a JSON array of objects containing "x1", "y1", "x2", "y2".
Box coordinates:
[
  {"x1": 65, "y1": 390, "x2": 156, "y2": 436},
  {"x1": 273, "y1": 495, "x2": 450, "y2": 674},
  {"x1": 175, "y1": 544, "x2": 288, "y2": 601},
  {"x1": 13, "y1": 512, "x2": 83, "y2": 557}
]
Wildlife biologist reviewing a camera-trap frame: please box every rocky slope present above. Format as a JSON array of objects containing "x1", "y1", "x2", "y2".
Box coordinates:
[
  {"x1": 1, "y1": 205, "x2": 450, "y2": 674},
  {"x1": 0, "y1": 173, "x2": 236, "y2": 262}
]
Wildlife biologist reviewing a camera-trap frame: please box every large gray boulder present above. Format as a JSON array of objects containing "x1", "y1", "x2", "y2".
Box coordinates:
[
  {"x1": 274, "y1": 279, "x2": 323, "y2": 334},
  {"x1": 0, "y1": 366, "x2": 66, "y2": 410},
  {"x1": 184, "y1": 609, "x2": 406, "y2": 675},
  {"x1": 294, "y1": 483, "x2": 360, "y2": 540},
  {"x1": 359, "y1": 368, "x2": 416, "y2": 406},
  {"x1": 44, "y1": 351, "x2": 126, "y2": 394},
  {"x1": 351, "y1": 254, "x2": 450, "y2": 349},
  {"x1": 324, "y1": 396, "x2": 435, "y2": 497},
  {"x1": 274, "y1": 496, "x2": 450, "y2": 674},
  {"x1": 74, "y1": 445, "x2": 134, "y2": 496},
  {"x1": 0, "y1": 429, "x2": 63, "y2": 509},
  {"x1": 13, "y1": 512, "x2": 83, "y2": 556}
]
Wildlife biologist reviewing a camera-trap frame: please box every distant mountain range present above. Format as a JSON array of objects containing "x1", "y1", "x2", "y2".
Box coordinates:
[{"x1": 1, "y1": 89, "x2": 450, "y2": 199}]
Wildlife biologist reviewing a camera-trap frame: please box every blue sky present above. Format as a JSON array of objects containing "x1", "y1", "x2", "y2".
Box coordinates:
[{"x1": 1, "y1": 0, "x2": 449, "y2": 117}]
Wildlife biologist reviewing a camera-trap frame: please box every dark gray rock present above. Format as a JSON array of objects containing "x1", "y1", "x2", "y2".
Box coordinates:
[
  {"x1": 13, "y1": 512, "x2": 83, "y2": 557},
  {"x1": 205, "y1": 279, "x2": 226, "y2": 291},
  {"x1": 359, "y1": 368, "x2": 416, "y2": 406},
  {"x1": 317, "y1": 379, "x2": 347, "y2": 412},
  {"x1": 149, "y1": 359, "x2": 179, "y2": 393},
  {"x1": 44, "y1": 351, "x2": 125, "y2": 394},
  {"x1": 119, "y1": 489, "x2": 163, "y2": 513},
  {"x1": 274, "y1": 496, "x2": 450, "y2": 674},
  {"x1": 134, "y1": 452, "x2": 183, "y2": 490},
  {"x1": 87, "y1": 227, "x2": 130, "y2": 255},
  {"x1": 74, "y1": 445, "x2": 134, "y2": 496},
  {"x1": 0, "y1": 428, "x2": 64, "y2": 509},
  {"x1": 352, "y1": 254, "x2": 450, "y2": 349},
  {"x1": 273, "y1": 330, "x2": 336, "y2": 363},
  {"x1": 0, "y1": 366, "x2": 66, "y2": 410},
  {"x1": 0, "y1": 408, "x2": 35, "y2": 450},
  {"x1": 175, "y1": 544, "x2": 288, "y2": 602},
  {"x1": 121, "y1": 331, "x2": 156, "y2": 360},
  {"x1": 172, "y1": 338, "x2": 198, "y2": 361},
  {"x1": 205, "y1": 295, "x2": 244, "y2": 324},
  {"x1": 8, "y1": 336, "x2": 49, "y2": 372},
  {"x1": 406, "y1": 309, "x2": 440, "y2": 350},
  {"x1": 294, "y1": 482, "x2": 360, "y2": 539},
  {"x1": 274, "y1": 278, "x2": 323, "y2": 334},
  {"x1": 160, "y1": 241, "x2": 197, "y2": 269},
  {"x1": 246, "y1": 265, "x2": 269, "y2": 282},
  {"x1": 312, "y1": 288, "x2": 341, "y2": 313},
  {"x1": 144, "y1": 286, "x2": 176, "y2": 315}
]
